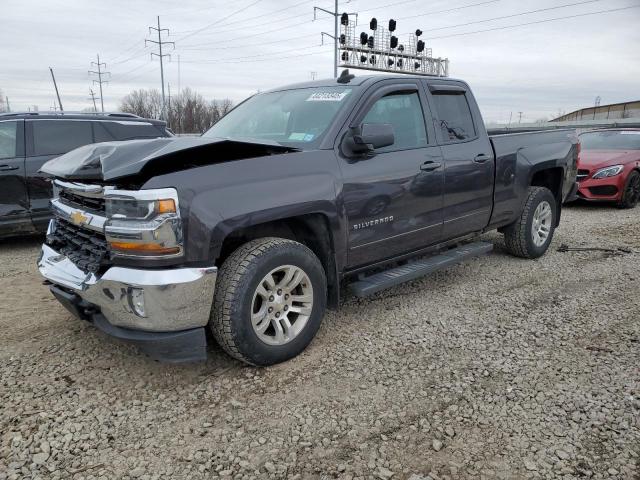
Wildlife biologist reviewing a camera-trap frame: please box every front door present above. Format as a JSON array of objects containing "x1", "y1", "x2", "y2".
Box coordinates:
[
  {"x1": 424, "y1": 81, "x2": 494, "y2": 240},
  {"x1": 339, "y1": 82, "x2": 444, "y2": 268},
  {"x1": 0, "y1": 119, "x2": 30, "y2": 235}
]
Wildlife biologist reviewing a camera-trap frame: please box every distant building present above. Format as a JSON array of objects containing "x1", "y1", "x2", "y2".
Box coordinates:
[{"x1": 552, "y1": 100, "x2": 640, "y2": 122}]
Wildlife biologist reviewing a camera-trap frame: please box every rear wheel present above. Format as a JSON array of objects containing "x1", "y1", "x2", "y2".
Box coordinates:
[
  {"x1": 210, "y1": 237, "x2": 326, "y2": 366},
  {"x1": 503, "y1": 186, "x2": 556, "y2": 259},
  {"x1": 617, "y1": 170, "x2": 640, "y2": 209}
]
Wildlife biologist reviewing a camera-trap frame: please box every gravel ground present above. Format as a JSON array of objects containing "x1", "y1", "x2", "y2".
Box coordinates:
[{"x1": 1, "y1": 203, "x2": 639, "y2": 480}]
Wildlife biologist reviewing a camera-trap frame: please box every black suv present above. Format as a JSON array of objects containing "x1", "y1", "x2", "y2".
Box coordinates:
[{"x1": 0, "y1": 112, "x2": 171, "y2": 237}]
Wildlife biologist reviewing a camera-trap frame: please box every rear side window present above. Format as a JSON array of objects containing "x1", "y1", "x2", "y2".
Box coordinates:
[
  {"x1": 100, "y1": 121, "x2": 166, "y2": 141},
  {"x1": 431, "y1": 92, "x2": 476, "y2": 142},
  {"x1": 31, "y1": 120, "x2": 93, "y2": 156},
  {"x1": 0, "y1": 121, "x2": 17, "y2": 159}
]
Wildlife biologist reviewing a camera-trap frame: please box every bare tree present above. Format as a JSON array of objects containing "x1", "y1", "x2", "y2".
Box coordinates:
[{"x1": 121, "y1": 88, "x2": 233, "y2": 134}]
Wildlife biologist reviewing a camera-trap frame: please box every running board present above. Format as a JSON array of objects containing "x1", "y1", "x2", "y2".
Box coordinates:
[{"x1": 349, "y1": 241, "x2": 493, "y2": 297}]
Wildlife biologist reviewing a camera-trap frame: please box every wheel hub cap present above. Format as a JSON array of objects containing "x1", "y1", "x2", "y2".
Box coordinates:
[
  {"x1": 531, "y1": 200, "x2": 552, "y2": 247},
  {"x1": 251, "y1": 265, "x2": 313, "y2": 346}
]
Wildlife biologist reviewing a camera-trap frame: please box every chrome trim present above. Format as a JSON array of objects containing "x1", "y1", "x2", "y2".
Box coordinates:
[
  {"x1": 39, "y1": 244, "x2": 217, "y2": 332},
  {"x1": 104, "y1": 187, "x2": 180, "y2": 204},
  {"x1": 51, "y1": 198, "x2": 107, "y2": 232},
  {"x1": 53, "y1": 179, "x2": 113, "y2": 197}
]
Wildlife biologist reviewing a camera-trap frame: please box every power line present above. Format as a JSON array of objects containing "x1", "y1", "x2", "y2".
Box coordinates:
[
  {"x1": 146, "y1": 16, "x2": 174, "y2": 119},
  {"x1": 89, "y1": 54, "x2": 110, "y2": 113},
  {"x1": 424, "y1": 4, "x2": 640, "y2": 40},
  {"x1": 175, "y1": 0, "x2": 266, "y2": 43},
  {"x1": 403, "y1": 0, "x2": 607, "y2": 34}
]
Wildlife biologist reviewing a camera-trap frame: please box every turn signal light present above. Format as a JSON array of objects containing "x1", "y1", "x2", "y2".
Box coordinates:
[{"x1": 109, "y1": 242, "x2": 181, "y2": 255}]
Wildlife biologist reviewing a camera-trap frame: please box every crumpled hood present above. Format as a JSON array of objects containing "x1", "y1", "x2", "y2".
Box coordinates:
[{"x1": 40, "y1": 136, "x2": 298, "y2": 181}]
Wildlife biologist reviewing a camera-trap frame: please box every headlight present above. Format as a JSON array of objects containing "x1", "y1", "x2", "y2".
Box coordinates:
[
  {"x1": 104, "y1": 188, "x2": 183, "y2": 258},
  {"x1": 592, "y1": 165, "x2": 623, "y2": 179}
]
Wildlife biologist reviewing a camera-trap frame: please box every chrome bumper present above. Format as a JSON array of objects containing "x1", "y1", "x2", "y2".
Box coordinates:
[{"x1": 38, "y1": 244, "x2": 217, "y2": 332}]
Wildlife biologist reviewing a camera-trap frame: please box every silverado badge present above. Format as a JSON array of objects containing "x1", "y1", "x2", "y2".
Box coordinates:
[{"x1": 70, "y1": 211, "x2": 91, "y2": 226}]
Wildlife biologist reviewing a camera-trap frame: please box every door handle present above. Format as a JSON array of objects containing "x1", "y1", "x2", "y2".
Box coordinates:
[
  {"x1": 420, "y1": 161, "x2": 442, "y2": 172},
  {"x1": 473, "y1": 154, "x2": 491, "y2": 164},
  {"x1": 0, "y1": 164, "x2": 19, "y2": 172}
]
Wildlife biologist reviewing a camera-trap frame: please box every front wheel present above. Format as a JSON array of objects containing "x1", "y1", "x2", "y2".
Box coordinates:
[
  {"x1": 617, "y1": 170, "x2": 640, "y2": 209},
  {"x1": 210, "y1": 238, "x2": 327, "y2": 366},
  {"x1": 503, "y1": 186, "x2": 557, "y2": 259}
]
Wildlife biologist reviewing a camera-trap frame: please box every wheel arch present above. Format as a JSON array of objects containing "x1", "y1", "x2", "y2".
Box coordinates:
[
  {"x1": 214, "y1": 213, "x2": 340, "y2": 309},
  {"x1": 529, "y1": 166, "x2": 564, "y2": 226}
]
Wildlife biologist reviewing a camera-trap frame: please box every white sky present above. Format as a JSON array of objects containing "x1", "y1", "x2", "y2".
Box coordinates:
[{"x1": 1, "y1": 0, "x2": 639, "y2": 123}]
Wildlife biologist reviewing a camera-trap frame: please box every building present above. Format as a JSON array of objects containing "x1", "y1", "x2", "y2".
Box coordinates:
[{"x1": 552, "y1": 100, "x2": 640, "y2": 122}]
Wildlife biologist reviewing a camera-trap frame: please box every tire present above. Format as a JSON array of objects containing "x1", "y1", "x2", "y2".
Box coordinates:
[
  {"x1": 503, "y1": 186, "x2": 556, "y2": 259},
  {"x1": 210, "y1": 237, "x2": 327, "y2": 366},
  {"x1": 617, "y1": 170, "x2": 640, "y2": 209}
]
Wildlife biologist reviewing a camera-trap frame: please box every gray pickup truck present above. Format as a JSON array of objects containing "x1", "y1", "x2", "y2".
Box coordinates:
[{"x1": 38, "y1": 73, "x2": 578, "y2": 365}]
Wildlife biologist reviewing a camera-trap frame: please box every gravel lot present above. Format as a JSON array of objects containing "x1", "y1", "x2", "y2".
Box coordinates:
[{"x1": 1, "y1": 203, "x2": 639, "y2": 480}]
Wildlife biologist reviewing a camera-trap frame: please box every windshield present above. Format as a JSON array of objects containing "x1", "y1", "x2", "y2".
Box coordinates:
[
  {"x1": 580, "y1": 130, "x2": 640, "y2": 151},
  {"x1": 203, "y1": 87, "x2": 354, "y2": 148}
]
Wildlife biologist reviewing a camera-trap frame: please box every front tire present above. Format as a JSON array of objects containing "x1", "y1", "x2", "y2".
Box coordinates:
[
  {"x1": 617, "y1": 170, "x2": 640, "y2": 209},
  {"x1": 503, "y1": 186, "x2": 556, "y2": 259},
  {"x1": 210, "y1": 238, "x2": 327, "y2": 366}
]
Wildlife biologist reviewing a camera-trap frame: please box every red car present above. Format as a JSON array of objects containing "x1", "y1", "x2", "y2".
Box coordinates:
[{"x1": 576, "y1": 128, "x2": 640, "y2": 208}]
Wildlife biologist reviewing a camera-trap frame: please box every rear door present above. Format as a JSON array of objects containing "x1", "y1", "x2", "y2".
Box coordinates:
[
  {"x1": 423, "y1": 81, "x2": 494, "y2": 240},
  {"x1": 339, "y1": 80, "x2": 444, "y2": 267},
  {"x1": 26, "y1": 120, "x2": 94, "y2": 229},
  {"x1": 0, "y1": 119, "x2": 29, "y2": 234}
]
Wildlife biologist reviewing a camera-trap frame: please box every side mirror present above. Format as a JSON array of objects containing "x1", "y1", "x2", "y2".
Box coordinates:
[{"x1": 346, "y1": 123, "x2": 395, "y2": 155}]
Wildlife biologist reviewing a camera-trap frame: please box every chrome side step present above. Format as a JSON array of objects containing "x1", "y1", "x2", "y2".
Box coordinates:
[{"x1": 349, "y1": 241, "x2": 493, "y2": 298}]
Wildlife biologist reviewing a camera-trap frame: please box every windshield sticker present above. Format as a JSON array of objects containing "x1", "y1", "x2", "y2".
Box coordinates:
[
  {"x1": 303, "y1": 134, "x2": 315, "y2": 141},
  {"x1": 306, "y1": 90, "x2": 351, "y2": 102},
  {"x1": 289, "y1": 132, "x2": 307, "y2": 141},
  {"x1": 619, "y1": 131, "x2": 640, "y2": 135}
]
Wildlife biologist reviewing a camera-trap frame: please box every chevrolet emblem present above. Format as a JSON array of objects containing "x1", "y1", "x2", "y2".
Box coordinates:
[{"x1": 70, "y1": 211, "x2": 91, "y2": 226}]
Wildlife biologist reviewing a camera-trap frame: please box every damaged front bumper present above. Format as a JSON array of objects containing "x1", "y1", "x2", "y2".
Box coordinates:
[{"x1": 38, "y1": 244, "x2": 217, "y2": 362}]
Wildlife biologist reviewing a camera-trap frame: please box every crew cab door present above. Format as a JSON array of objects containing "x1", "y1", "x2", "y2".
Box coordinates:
[
  {"x1": 338, "y1": 81, "x2": 444, "y2": 268},
  {"x1": 0, "y1": 119, "x2": 29, "y2": 235},
  {"x1": 423, "y1": 81, "x2": 494, "y2": 240},
  {"x1": 25, "y1": 119, "x2": 94, "y2": 230}
]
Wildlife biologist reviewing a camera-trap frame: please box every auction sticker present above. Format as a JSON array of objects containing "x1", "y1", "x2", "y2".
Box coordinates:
[
  {"x1": 620, "y1": 131, "x2": 640, "y2": 135},
  {"x1": 306, "y1": 90, "x2": 351, "y2": 102}
]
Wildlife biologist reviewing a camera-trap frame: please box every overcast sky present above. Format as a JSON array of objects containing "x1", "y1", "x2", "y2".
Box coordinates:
[{"x1": 1, "y1": 0, "x2": 639, "y2": 123}]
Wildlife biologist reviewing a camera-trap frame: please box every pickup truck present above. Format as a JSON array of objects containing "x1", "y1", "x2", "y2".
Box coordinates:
[{"x1": 37, "y1": 72, "x2": 578, "y2": 366}]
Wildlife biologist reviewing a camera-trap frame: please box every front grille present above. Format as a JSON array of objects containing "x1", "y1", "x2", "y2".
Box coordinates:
[
  {"x1": 59, "y1": 190, "x2": 106, "y2": 213},
  {"x1": 46, "y1": 217, "x2": 110, "y2": 273},
  {"x1": 577, "y1": 169, "x2": 590, "y2": 181}
]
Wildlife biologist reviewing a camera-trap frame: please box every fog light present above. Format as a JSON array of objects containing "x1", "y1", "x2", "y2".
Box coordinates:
[{"x1": 128, "y1": 287, "x2": 146, "y2": 317}]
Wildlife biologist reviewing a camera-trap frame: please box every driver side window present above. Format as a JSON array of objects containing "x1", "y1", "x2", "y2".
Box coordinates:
[{"x1": 362, "y1": 91, "x2": 428, "y2": 152}]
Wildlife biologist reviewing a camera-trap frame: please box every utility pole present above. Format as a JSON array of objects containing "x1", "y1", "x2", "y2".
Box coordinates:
[
  {"x1": 146, "y1": 16, "x2": 174, "y2": 120},
  {"x1": 5, "y1": 97, "x2": 10, "y2": 112},
  {"x1": 508, "y1": 111, "x2": 513, "y2": 126},
  {"x1": 518, "y1": 111, "x2": 523, "y2": 124},
  {"x1": 167, "y1": 83, "x2": 172, "y2": 126},
  {"x1": 49, "y1": 67, "x2": 63, "y2": 112},
  {"x1": 89, "y1": 54, "x2": 110, "y2": 112},
  {"x1": 177, "y1": 54, "x2": 181, "y2": 93},
  {"x1": 314, "y1": 3, "x2": 357, "y2": 78},
  {"x1": 314, "y1": 1, "x2": 339, "y2": 78},
  {"x1": 88, "y1": 89, "x2": 98, "y2": 112},
  {"x1": 310, "y1": 71, "x2": 318, "y2": 80}
]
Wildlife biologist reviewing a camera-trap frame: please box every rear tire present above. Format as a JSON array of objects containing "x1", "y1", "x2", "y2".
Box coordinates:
[
  {"x1": 617, "y1": 170, "x2": 640, "y2": 209},
  {"x1": 503, "y1": 186, "x2": 556, "y2": 259},
  {"x1": 210, "y1": 237, "x2": 326, "y2": 366}
]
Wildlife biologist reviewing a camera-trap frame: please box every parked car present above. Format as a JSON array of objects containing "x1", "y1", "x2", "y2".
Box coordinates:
[
  {"x1": 575, "y1": 128, "x2": 640, "y2": 208},
  {"x1": 37, "y1": 73, "x2": 578, "y2": 365},
  {"x1": 0, "y1": 112, "x2": 171, "y2": 238}
]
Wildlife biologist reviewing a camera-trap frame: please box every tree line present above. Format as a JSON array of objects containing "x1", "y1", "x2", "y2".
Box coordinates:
[{"x1": 120, "y1": 88, "x2": 234, "y2": 134}]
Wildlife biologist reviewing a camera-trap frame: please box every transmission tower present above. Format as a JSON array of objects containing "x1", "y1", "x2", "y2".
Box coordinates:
[
  {"x1": 88, "y1": 89, "x2": 98, "y2": 112},
  {"x1": 89, "y1": 54, "x2": 110, "y2": 112},
  {"x1": 146, "y1": 16, "x2": 174, "y2": 120}
]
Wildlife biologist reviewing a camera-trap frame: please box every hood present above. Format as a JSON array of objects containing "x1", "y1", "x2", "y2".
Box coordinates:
[
  {"x1": 40, "y1": 136, "x2": 299, "y2": 181},
  {"x1": 578, "y1": 149, "x2": 640, "y2": 169}
]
